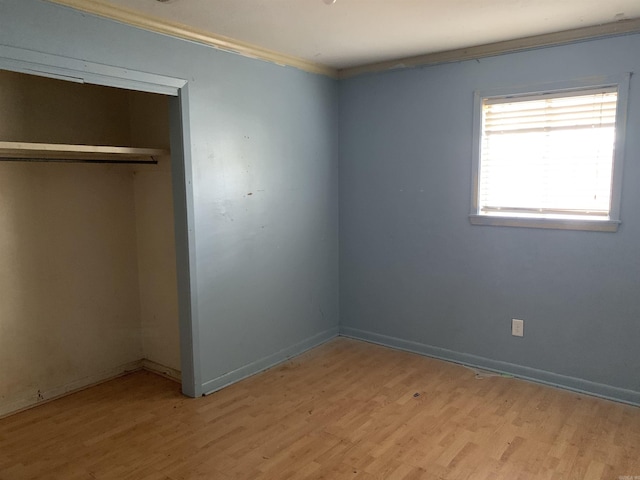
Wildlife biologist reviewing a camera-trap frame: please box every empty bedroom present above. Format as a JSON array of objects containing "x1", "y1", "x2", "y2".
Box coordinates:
[{"x1": 0, "y1": 0, "x2": 639, "y2": 478}]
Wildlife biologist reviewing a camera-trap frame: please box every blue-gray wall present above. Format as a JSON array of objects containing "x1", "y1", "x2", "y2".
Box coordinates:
[
  {"x1": 0, "y1": 0, "x2": 339, "y2": 395},
  {"x1": 339, "y1": 34, "x2": 640, "y2": 403}
]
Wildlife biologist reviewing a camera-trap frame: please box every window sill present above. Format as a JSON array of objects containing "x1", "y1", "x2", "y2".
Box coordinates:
[{"x1": 468, "y1": 214, "x2": 620, "y2": 232}]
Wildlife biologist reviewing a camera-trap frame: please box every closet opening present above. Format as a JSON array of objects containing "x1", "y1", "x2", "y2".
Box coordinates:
[{"x1": 0, "y1": 66, "x2": 198, "y2": 417}]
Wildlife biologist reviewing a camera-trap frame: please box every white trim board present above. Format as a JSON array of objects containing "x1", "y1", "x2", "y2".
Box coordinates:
[
  {"x1": 339, "y1": 18, "x2": 640, "y2": 78},
  {"x1": 339, "y1": 326, "x2": 640, "y2": 407},
  {"x1": 43, "y1": 1, "x2": 640, "y2": 79},
  {"x1": 0, "y1": 360, "x2": 142, "y2": 419},
  {"x1": 201, "y1": 326, "x2": 339, "y2": 395},
  {"x1": 142, "y1": 359, "x2": 182, "y2": 383},
  {"x1": 45, "y1": 0, "x2": 337, "y2": 78},
  {"x1": 0, "y1": 359, "x2": 182, "y2": 419}
]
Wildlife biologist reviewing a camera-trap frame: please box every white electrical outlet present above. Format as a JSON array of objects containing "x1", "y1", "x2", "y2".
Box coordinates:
[{"x1": 512, "y1": 319, "x2": 524, "y2": 337}]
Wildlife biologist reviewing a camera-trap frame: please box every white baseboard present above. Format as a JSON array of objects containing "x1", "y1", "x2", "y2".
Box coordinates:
[
  {"x1": 0, "y1": 359, "x2": 142, "y2": 419},
  {"x1": 340, "y1": 326, "x2": 640, "y2": 407},
  {"x1": 0, "y1": 358, "x2": 182, "y2": 419},
  {"x1": 142, "y1": 359, "x2": 182, "y2": 383}
]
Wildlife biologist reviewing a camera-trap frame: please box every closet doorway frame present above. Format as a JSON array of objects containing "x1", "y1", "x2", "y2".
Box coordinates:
[{"x1": 0, "y1": 45, "x2": 202, "y2": 398}]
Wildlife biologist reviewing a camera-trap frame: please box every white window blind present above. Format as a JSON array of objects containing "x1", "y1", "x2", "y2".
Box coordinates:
[{"x1": 479, "y1": 87, "x2": 618, "y2": 220}]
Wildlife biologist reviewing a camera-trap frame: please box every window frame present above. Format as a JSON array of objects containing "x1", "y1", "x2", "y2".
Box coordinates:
[{"x1": 469, "y1": 74, "x2": 631, "y2": 232}]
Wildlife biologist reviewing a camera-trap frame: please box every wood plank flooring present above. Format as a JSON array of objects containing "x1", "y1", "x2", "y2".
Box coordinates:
[{"x1": 1, "y1": 338, "x2": 639, "y2": 479}]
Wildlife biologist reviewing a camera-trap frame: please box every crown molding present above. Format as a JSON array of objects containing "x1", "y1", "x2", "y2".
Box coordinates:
[
  {"x1": 44, "y1": 1, "x2": 640, "y2": 81},
  {"x1": 339, "y1": 17, "x2": 640, "y2": 79},
  {"x1": 46, "y1": 0, "x2": 338, "y2": 78}
]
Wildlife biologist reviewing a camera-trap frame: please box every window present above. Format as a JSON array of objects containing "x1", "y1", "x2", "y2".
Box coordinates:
[{"x1": 470, "y1": 75, "x2": 630, "y2": 232}]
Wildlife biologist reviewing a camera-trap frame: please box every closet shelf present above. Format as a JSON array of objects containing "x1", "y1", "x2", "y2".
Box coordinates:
[{"x1": 0, "y1": 141, "x2": 169, "y2": 164}]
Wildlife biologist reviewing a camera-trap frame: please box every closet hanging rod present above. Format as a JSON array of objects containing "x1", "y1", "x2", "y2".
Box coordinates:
[
  {"x1": 0, "y1": 157, "x2": 158, "y2": 165},
  {"x1": 0, "y1": 141, "x2": 169, "y2": 165}
]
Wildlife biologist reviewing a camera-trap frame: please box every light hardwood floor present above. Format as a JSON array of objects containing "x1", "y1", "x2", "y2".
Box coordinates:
[{"x1": 1, "y1": 338, "x2": 639, "y2": 480}]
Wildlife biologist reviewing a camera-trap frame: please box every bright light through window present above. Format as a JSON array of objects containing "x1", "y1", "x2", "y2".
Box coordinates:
[{"x1": 471, "y1": 77, "x2": 629, "y2": 232}]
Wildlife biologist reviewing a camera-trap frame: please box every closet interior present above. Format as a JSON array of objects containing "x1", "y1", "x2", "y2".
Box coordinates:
[{"x1": 0, "y1": 69, "x2": 181, "y2": 417}]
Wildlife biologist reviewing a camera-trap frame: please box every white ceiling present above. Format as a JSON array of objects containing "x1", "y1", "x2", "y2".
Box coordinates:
[{"x1": 102, "y1": 0, "x2": 640, "y2": 69}]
